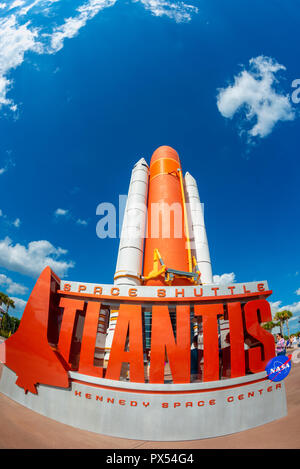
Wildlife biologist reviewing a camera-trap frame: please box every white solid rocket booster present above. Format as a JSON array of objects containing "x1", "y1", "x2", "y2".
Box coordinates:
[
  {"x1": 184, "y1": 171, "x2": 213, "y2": 284},
  {"x1": 106, "y1": 158, "x2": 149, "y2": 365},
  {"x1": 114, "y1": 157, "x2": 149, "y2": 286}
]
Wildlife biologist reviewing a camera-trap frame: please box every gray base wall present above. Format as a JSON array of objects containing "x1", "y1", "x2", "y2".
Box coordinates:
[{"x1": 0, "y1": 366, "x2": 287, "y2": 441}]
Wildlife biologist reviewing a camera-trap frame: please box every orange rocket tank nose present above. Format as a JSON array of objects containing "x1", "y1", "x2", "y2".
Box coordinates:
[
  {"x1": 148, "y1": 146, "x2": 182, "y2": 186},
  {"x1": 150, "y1": 146, "x2": 180, "y2": 166},
  {"x1": 143, "y1": 146, "x2": 190, "y2": 286}
]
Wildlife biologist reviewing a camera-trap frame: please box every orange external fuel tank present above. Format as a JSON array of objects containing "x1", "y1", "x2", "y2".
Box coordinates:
[{"x1": 142, "y1": 146, "x2": 190, "y2": 286}]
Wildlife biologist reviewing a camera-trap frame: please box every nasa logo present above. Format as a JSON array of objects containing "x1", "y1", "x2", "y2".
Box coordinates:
[{"x1": 265, "y1": 355, "x2": 292, "y2": 382}]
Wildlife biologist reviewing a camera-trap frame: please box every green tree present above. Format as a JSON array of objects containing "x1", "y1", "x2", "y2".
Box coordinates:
[
  {"x1": 262, "y1": 321, "x2": 277, "y2": 333},
  {"x1": 0, "y1": 292, "x2": 5, "y2": 327},
  {"x1": 0, "y1": 292, "x2": 9, "y2": 334},
  {"x1": 0, "y1": 292, "x2": 14, "y2": 314},
  {"x1": 274, "y1": 312, "x2": 284, "y2": 335},
  {"x1": 5, "y1": 297, "x2": 15, "y2": 315},
  {"x1": 0, "y1": 291, "x2": 8, "y2": 309},
  {"x1": 1, "y1": 311, "x2": 10, "y2": 333},
  {"x1": 282, "y1": 310, "x2": 293, "y2": 338},
  {"x1": 11, "y1": 316, "x2": 20, "y2": 334},
  {"x1": 274, "y1": 310, "x2": 293, "y2": 337},
  {"x1": 0, "y1": 292, "x2": 16, "y2": 335}
]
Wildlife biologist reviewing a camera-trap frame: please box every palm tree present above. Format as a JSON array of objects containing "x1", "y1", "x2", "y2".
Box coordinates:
[
  {"x1": 262, "y1": 321, "x2": 277, "y2": 333},
  {"x1": 0, "y1": 292, "x2": 9, "y2": 324},
  {"x1": 0, "y1": 292, "x2": 15, "y2": 334},
  {"x1": 5, "y1": 297, "x2": 15, "y2": 315},
  {"x1": 274, "y1": 310, "x2": 293, "y2": 337},
  {"x1": 0, "y1": 291, "x2": 8, "y2": 308},
  {"x1": 0, "y1": 292, "x2": 5, "y2": 329},
  {"x1": 281, "y1": 310, "x2": 293, "y2": 338},
  {"x1": 0, "y1": 292, "x2": 15, "y2": 313},
  {"x1": 274, "y1": 311, "x2": 285, "y2": 336}
]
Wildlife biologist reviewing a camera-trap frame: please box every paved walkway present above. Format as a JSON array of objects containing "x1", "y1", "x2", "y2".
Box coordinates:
[{"x1": 0, "y1": 361, "x2": 299, "y2": 449}]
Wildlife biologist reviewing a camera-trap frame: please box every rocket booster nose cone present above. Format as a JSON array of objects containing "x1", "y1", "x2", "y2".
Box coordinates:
[
  {"x1": 134, "y1": 157, "x2": 149, "y2": 168},
  {"x1": 185, "y1": 171, "x2": 201, "y2": 201},
  {"x1": 185, "y1": 171, "x2": 196, "y2": 185},
  {"x1": 150, "y1": 145, "x2": 181, "y2": 167}
]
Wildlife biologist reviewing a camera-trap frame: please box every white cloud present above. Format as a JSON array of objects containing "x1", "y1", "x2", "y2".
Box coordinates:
[
  {"x1": 0, "y1": 273, "x2": 28, "y2": 295},
  {"x1": 0, "y1": 14, "x2": 42, "y2": 112},
  {"x1": 213, "y1": 272, "x2": 236, "y2": 285},
  {"x1": 295, "y1": 288, "x2": 300, "y2": 296},
  {"x1": 19, "y1": 0, "x2": 42, "y2": 16},
  {"x1": 47, "y1": 0, "x2": 117, "y2": 53},
  {"x1": 54, "y1": 208, "x2": 68, "y2": 216},
  {"x1": 0, "y1": 209, "x2": 21, "y2": 228},
  {"x1": 217, "y1": 56, "x2": 296, "y2": 141},
  {"x1": 0, "y1": 236, "x2": 74, "y2": 278},
  {"x1": 134, "y1": 0, "x2": 198, "y2": 22},
  {"x1": 10, "y1": 296, "x2": 27, "y2": 316},
  {"x1": 0, "y1": 294, "x2": 27, "y2": 318},
  {"x1": 0, "y1": 0, "x2": 117, "y2": 111},
  {"x1": 269, "y1": 301, "x2": 282, "y2": 315},
  {"x1": 270, "y1": 300, "x2": 300, "y2": 316},
  {"x1": 0, "y1": 0, "x2": 199, "y2": 114},
  {"x1": 12, "y1": 217, "x2": 21, "y2": 228},
  {"x1": 0, "y1": 154, "x2": 14, "y2": 174},
  {"x1": 9, "y1": 0, "x2": 25, "y2": 10},
  {"x1": 18, "y1": 0, "x2": 61, "y2": 16},
  {"x1": 54, "y1": 208, "x2": 88, "y2": 226},
  {"x1": 269, "y1": 300, "x2": 300, "y2": 334},
  {"x1": 76, "y1": 218, "x2": 88, "y2": 226}
]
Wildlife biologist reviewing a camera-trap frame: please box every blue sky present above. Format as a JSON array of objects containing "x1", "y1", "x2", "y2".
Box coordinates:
[{"x1": 0, "y1": 0, "x2": 299, "y2": 333}]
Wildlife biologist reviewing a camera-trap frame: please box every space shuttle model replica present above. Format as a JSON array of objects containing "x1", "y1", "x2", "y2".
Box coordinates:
[
  {"x1": 0, "y1": 146, "x2": 287, "y2": 441},
  {"x1": 114, "y1": 146, "x2": 212, "y2": 288}
]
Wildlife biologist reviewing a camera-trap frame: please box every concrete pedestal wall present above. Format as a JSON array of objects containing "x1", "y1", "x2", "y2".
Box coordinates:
[{"x1": 0, "y1": 366, "x2": 287, "y2": 441}]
